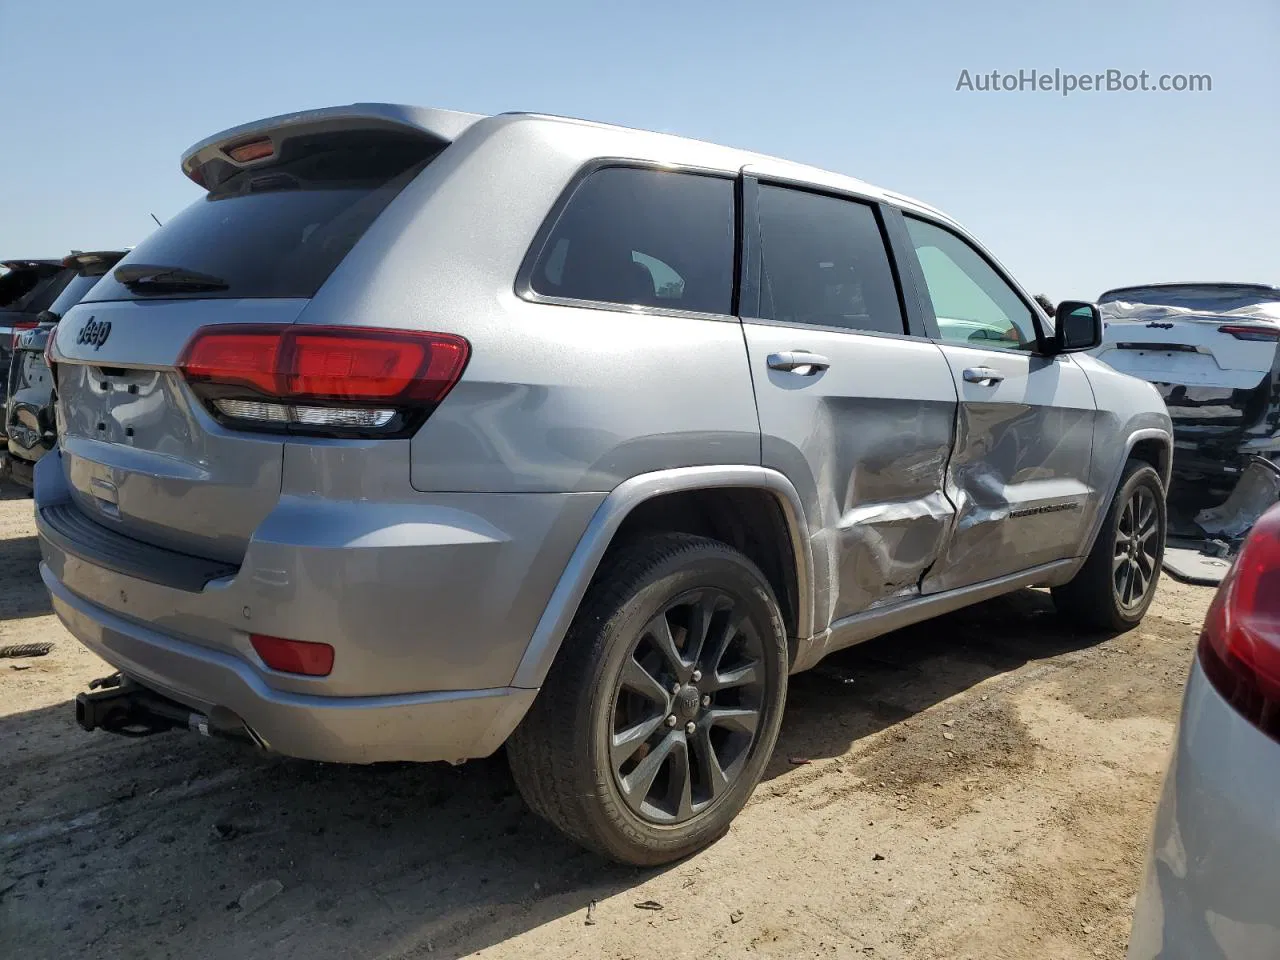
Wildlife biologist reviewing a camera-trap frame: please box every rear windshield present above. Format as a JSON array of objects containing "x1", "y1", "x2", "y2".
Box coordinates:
[
  {"x1": 46, "y1": 271, "x2": 112, "y2": 318},
  {"x1": 0, "y1": 266, "x2": 66, "y2": 312},
  {"x1": 85, "y1": 132, "x2": 442, "y2": 302}
]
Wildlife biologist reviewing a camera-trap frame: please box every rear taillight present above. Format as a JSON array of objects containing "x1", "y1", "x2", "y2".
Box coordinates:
[
  {"x1": 250, "y1": 634, "x2": 334, "y2": 677},
  {"x1": 177, "y1": 325, "x2": 470, "y2": 438},
  {"x1": 43, "y1": 324, "x2": 60, "y2": 368},
  {"x1": 1219, "y1": 324, "x2": 1280, "y2": 341},
  {"x1": 10, "y1": 319, "x2": 37, "y2": 349},
  {"x1": 1198, "y1": 504, "x2": 1280, "y2": 742}
]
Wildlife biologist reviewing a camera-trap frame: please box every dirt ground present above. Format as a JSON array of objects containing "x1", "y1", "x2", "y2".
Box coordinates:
[{"x1": 0, "y1": 486, "x2": 1214, "y2": 960}]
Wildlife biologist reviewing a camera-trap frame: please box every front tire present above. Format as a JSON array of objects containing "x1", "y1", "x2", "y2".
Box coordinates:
[
  {"x1": 507, "y1": 533, "x2": 788, "y2": 866},
  {"x1": 1052, "y1": 459, "x2": 1166, "y2": 632}
]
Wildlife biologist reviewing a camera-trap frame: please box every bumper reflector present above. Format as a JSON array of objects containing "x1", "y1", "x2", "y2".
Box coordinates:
[{"x1": 251, "y1": 634, "x2": 335, "y2": 677}]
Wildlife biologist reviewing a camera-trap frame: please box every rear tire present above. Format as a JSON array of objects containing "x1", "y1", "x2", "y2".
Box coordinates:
[
  {"x1": 507, "y1": 533, "x2": 788, "y2": 866},
  {"x1": 1052, "y1": 459, "x2": 1166, "y2": 632}
]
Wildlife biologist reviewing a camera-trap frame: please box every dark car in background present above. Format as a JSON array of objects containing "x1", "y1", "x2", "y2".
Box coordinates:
[
  {"x1": 4, "y1": 252, "x2": 127, "y2": 487},
  {"x1": 0, "y1": 260, "x2": 72, "y2": 411}
]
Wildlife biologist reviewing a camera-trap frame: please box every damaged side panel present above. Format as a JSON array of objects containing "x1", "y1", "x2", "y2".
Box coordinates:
[
  {"x1": 744, "y1": 325, "x2": 959, "y2": 631},
  {"x1": 923, "y1": 350, "x2": 1098, "y2": 593},
  {"x1": 827, "y1": 404, "x2": 957, "y2": 617}
]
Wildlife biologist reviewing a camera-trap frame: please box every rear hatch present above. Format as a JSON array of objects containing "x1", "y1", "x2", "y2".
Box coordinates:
[
  {"x1": 1095, "y1": 284, "x2": 1280, "y2": 461},
  {"x1": 48, "y1": 105, "x2": 476, "y2": 566},
  {"x1": 0, "y1": 259, "x2": 65, "y2": 311}
]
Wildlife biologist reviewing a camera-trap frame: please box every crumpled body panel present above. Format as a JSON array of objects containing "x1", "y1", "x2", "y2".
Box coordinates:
[
  {"x1": 745, "y1": 324, "x2": 960, "y2": 627},
  {"x1": 827, "y1": 405, "x2": 957, "y2": 617},
  {"x1": 923, "y1": 349, "x2": 1098, "y2": 594}
]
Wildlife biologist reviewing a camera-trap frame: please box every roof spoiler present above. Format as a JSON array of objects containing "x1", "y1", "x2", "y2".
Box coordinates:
[
  {"x1": 62, "y1": 250, "x2": 129, "y2": 273},
  {"x1": 1, "y1": 260, "x2": 61, "y2": 271},
  {"x1": 180, "y1": 103, "x2": 486, "y2": 189},
  {"x1": 1100, "y1": 282, "x2": 1280, "y2": 301}
]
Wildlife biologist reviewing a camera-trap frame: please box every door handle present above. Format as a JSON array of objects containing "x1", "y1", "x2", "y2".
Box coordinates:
[
  {"x1": 962, "y1": 366, "x2": 1004, "y2": 386},
  {"x1": 767, "y1": 351, "x2": 831, "y2": 375}
]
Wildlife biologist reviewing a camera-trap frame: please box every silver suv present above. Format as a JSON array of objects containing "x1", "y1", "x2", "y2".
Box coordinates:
[{"x1": 39, "y1": 104, "x2": 1172, "y2": 865}]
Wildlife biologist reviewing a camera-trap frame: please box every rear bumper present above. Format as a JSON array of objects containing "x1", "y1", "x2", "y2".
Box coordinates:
[
  {"x1": 1127, "y1": 658, "x2": 1280, "y2": 959},
  {"x1": 34, "y1": 451, "x2": 604, "y2": 762},
  {"x1": 45, "y1": 565, "x2": 536, "y2": 763}
]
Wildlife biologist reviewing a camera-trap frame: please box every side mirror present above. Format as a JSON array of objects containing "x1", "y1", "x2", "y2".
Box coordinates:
[{"x1": 1050, "y1": 300, "x2": 1103, "y2": 353}]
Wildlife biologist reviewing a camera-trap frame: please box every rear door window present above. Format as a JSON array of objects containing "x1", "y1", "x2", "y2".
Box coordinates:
[
  {"x1": 755, "y1": 185, "x2": 906, "y2": 335},
  {"x1": 528, "y1": 166, "x2": 734, "y2": 316},
  {"x1": 84, "y1": 132, "x2": 443, "y2": 302}
]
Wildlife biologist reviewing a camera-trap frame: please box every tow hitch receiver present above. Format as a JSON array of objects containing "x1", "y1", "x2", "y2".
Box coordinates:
[{"x1": 75, "y1": 673, "x2": 258, "y2": 745}]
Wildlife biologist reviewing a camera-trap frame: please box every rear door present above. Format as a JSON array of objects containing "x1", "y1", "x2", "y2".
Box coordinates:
[
  {"x1": 739, "y1": 177, "x2": 959, "y2": 623},
  {"x1": 49, "y1": 124, "x2": 449, "y2": 564},
  {"x1": 892, "y1": 212, "x2": 1097, "y2": 592}
]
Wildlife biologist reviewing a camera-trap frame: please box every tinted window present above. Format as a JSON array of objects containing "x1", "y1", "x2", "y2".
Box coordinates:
[
  {"x1": 756, "y1": 186, "x2": 904, "y2": 335},
  {"x1": 0, "y1": 267, "x2": 51, "y2": 309},
  {"x1": 86, "y1": 132, "x2": 441, "y2": 302},
  {"x1": 530, "y1": 167, "x2": 734, "y2": 315},
  {"x1": 905, "y1": 217, "x2": 1038, "y2": 350},
  {"x1": 47, "y1": 269, "x2": 118, "y2": 318},
  {"x1": 0, "y1": 268, "x2": 71, "y2": 314}
]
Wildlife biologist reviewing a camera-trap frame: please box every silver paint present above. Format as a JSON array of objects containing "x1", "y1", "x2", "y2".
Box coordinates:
[
  {"x1": 923, "y1": 348, "x2": 1098, "y2": 592},
  {"x1": 37, "y1": 105, "x2": 1174, "y2": 765},
  {"x1": 37, "y1": 447, "x2": 603, "y2": 696},
  {"x1": 1127, "y1": 658, "x2": 1280, "y2": 959},
  {"x1": 512, "y1": 464, "x2": 813, "y2": 689},
  {"x1": 741, "y1": 324, "x2": 959, "y2": 627},
  {"x1": 44, "y1": 565, "x2": 536, "y2": 764}
]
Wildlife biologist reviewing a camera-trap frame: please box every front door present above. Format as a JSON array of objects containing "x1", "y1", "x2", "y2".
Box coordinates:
[
  {"x1": 896, "y1": 214, "x2": 1097, "y2": 593},
  {"x1": 739, "y1": 180, "x2": 959, "y2": 627}
]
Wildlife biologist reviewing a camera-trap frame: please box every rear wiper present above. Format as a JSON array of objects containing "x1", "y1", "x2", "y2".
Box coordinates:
[{"x1": 114, "y1": 264, "x2": 229, "y2": 292}]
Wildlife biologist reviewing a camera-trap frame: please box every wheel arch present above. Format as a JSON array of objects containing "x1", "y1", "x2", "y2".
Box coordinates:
[
  {"x1": 510, "y1": 466, "x2": 815, "y2": 689},
  {"x1": 1128, "y1": 434, "x2": 1173, "y2": 491},
  {"x1": 1069, "y1": 427, "x2": 1172, "y2": 579}
]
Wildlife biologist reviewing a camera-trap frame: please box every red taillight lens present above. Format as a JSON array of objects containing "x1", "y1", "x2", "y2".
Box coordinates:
[
  {"x1": 177, "y1": 325, "x2": 470, "y2": 438},
  {"x1": 1198, "y1": 504, "x2": 1280, "y2": 741},
  {"x1": 1219, "y1": 324, "x2": 1280, "y2": 341},
  {"x1": 181, "y1": 328, "x2": 282, "y2": 396},
  {"x1": 282, "y1": 328, "x2": 467, "y2": 402},
  {"x1": 250, "y1": 634, "x2": 334, "y2": 677},
  {"x1": 43, "y1": 323, "x2": 59, "y2": 368},
  {"x1": 11, "y1": 319, "x2": 37, "y2": 349}
]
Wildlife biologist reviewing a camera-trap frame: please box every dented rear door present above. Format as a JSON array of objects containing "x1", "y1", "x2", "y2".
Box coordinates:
[{"x1": 740, "y1": 177, "x2": 959, "y2": 626}]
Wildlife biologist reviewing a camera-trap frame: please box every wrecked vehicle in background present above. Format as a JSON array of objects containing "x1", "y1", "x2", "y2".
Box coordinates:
[
  {"x1": 1093, "y1": 283, "x2": 1280, "y2": 540},
  {"x1": 5, "y1": 251, "x2": 128, "y2": 488},
  {"x1": 1, "y1": 259, "x2": 74, "y2": 480}
]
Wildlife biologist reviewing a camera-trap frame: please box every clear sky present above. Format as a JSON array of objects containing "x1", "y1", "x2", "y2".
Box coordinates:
[{"x1": 1, "y1": 0, "x2": 1275, "y2": 299}]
